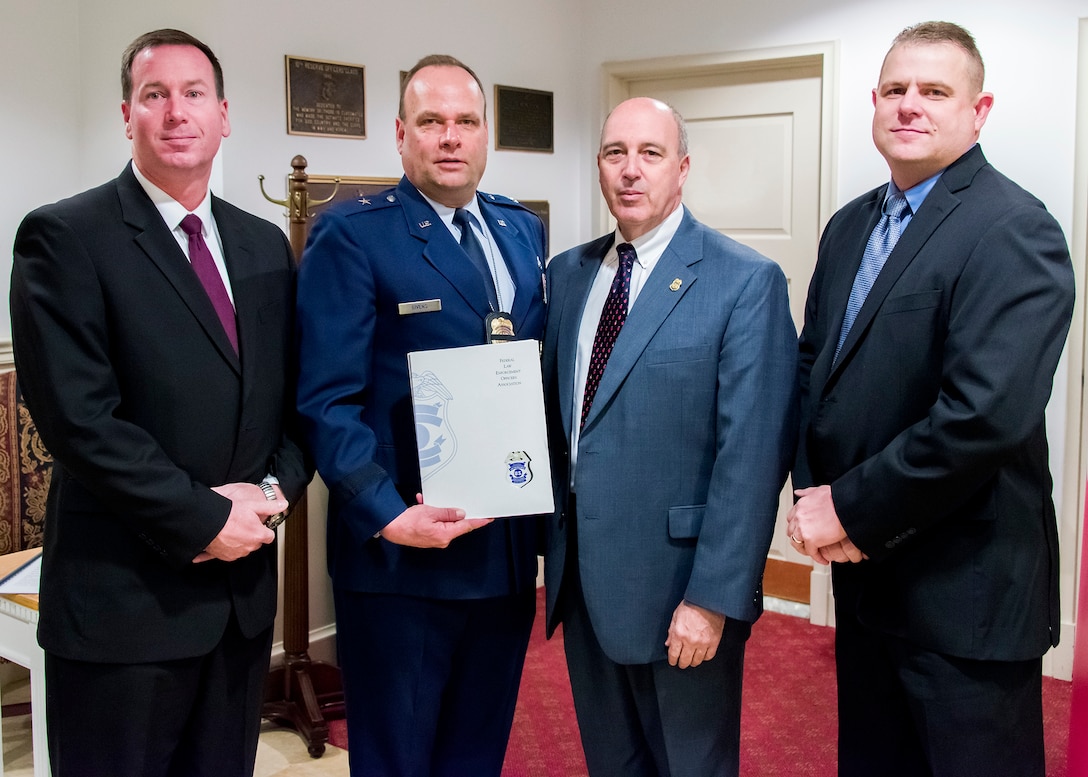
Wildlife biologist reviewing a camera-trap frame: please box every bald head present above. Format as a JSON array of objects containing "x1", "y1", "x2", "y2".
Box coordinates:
[
  {"x1": 597, "y1": 97, "x2": 690, "y2": 240},
  {"x1": 601, "y1": 97, "x2": 688, "y2": 158}
]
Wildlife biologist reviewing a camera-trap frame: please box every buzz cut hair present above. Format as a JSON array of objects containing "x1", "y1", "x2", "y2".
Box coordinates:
[{"x1": 890, "y1": 21, "x2": 985, "y2": 93}]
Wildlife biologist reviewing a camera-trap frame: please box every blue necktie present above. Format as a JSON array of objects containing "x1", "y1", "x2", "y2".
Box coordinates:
[
  {"x1": 581, "y1": 243, "x2": 637, "y2": 429},
  {"x1": 453, "y1": 208, "x2": 499, "y2": 310},
  {"x1": 833, "y1": 193, "x2": 909, "y2": 364}
]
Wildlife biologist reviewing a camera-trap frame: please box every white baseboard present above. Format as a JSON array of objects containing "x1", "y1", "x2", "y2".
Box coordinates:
[
  {"x1": 809, "y1": 565, "x2": 834, "y2": 628},
  {"x1": 269, "y1": 625, "x2": 338, "y2": 669}
]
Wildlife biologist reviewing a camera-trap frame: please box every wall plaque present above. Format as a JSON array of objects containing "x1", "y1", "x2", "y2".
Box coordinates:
[
  {"x1": 286, "y1": 56, "x2": 366, "y2": 139},
  {"x1": 494, "y1": 85, "x2": 553, "y2": 153},
  {"x1": 519, "y1": 200, "x2": 550, "y2": 249}
]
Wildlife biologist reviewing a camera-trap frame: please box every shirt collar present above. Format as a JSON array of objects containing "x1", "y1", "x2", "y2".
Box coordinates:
[
  {"x1": 887, "y1": 168, "x2": 945, "y2": 217},
  {"x1": 131, "y1": 161, "x2": 213, "y2": 232},
  {"x1": 418, "y1": 190, "x2": 483, "y2": 230},
  {"x1": 615, "y1": 203, "x2": 685, "y2": 268}
]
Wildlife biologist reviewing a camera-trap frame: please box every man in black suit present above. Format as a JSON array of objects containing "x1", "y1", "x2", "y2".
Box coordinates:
[
  {"x1": 788, "y1": 21, "x2": 1074, "y2": 777},
  {"x1": 10, "y1": 29, "x2": 309, "y2": 777}
]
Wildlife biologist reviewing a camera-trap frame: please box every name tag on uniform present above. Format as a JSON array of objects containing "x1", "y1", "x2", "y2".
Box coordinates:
[{"x1": 398, "y1": 299, "x2": 442, "y2": 316}]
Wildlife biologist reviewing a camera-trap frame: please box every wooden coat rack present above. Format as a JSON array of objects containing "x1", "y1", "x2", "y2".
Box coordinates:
[{"x1": 258, "y1": 156, "x2": 343, "y2": 757}]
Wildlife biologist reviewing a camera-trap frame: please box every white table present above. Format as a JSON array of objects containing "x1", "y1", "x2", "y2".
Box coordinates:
[{"x1": 0, "y1": 549, "x2": 47, "y2": 777}]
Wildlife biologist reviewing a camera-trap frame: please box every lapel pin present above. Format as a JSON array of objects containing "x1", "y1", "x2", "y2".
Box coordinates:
[
  {"x1": 670, "y1": 278, "x2": 682, "y2": 291},
  {"x1": 419, "y1": 220, "x2": 432, "y2": 228},
  {"x1": 497, "y1": 219, "x2": 507, "y2": 227}
]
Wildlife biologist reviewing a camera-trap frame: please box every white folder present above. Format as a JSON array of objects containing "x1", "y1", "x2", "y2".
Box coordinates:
[{"x1": 407, "y1": 339, "x2": 554, "y2": 519}]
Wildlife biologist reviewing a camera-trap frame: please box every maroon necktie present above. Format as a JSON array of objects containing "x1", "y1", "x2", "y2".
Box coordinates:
[
  {"x1": 180, "y1": 214, "x2": 238, "y2": 354},
  {"x1": 581, "y1": 243, "x2": 636, "y2": 430}
]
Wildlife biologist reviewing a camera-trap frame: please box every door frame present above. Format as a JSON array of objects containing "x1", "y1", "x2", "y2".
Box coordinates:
[
  {"x1": 1056, "y1": 18, "x2": 1088, "y2": 681},
  {"x1": 601, "y1": 41, "x2": 840, "y2": 625}
]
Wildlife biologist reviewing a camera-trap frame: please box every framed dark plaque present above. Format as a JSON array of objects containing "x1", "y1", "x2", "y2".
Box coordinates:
[
  {"x1": 286, "y1": 56, "x2": 366, "y2": 139},
  {"x1": 494, "y1": 85, "x2": 554, "y2": 153},
  {"x1": 519, "y1": 200, "x2": 550, "y2": 249}
]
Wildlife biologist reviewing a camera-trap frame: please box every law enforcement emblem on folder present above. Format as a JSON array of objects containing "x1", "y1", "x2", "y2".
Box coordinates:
[{"x1": 408, "y1": 339, "x2": 554, "y2": 519}]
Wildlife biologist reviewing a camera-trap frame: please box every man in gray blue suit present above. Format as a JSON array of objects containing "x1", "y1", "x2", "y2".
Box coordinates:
[{"x1": 542, "y1": 97, "x2": 798, "y2": 777}]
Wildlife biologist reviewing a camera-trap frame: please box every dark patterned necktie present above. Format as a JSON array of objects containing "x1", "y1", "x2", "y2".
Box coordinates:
[
  {"x1": 453, "y1": 208, "x2": 499, "y2": 309},
  {"x1": 581, "y1": 243, "x2": 637, "y2": 429},
  {"x1": 833, "y1": 192, "x2": 909, "y2": 364},
  {"x1": 180, "y1": 214, "x2": 238, "y2": 354}
]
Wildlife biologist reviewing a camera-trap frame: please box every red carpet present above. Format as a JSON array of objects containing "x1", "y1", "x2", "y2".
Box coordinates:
[{"x1": 328, "y1": 588, "x2": 1072, "y2": 776}]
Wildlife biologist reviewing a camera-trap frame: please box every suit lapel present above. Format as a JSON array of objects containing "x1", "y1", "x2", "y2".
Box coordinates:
[
  {"x1": 829, "y1": 149, "x2": 986, "y2": 378},
  {"x1": 117, "y1": 166, "x2": 240, "y2": 374},
  {"x1": 211, "y1": 197, "x2": 251, "y2": 374},
  {"x1": 556, "y1": 235, "x2": 613, "y2": 438},
  {"x1": 581, "y1": 211, "x2": 700, "y2": 433}
]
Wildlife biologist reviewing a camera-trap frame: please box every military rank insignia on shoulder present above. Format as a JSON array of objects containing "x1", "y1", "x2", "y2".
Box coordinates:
[
  {"x1": 340, "y1": 188, "x2": 400, "y2": 217},
  {"x1": 478, "y1": 191, "x2": 530, "y2": 212}
]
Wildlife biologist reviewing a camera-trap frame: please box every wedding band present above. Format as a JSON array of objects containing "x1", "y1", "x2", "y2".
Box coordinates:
[{"x1": 790, "y1": 535, "x2": 802, "y2": 544}]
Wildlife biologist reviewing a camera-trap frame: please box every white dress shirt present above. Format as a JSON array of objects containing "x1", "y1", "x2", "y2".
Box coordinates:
[
  {"x1": 570, "y1": 204, "x2": 685, "y2": 475},
  {"x1": 131, "y1": 162, "x2": 235, "y2": 305}
]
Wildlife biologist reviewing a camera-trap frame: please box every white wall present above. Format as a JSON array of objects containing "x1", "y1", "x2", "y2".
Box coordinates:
[
  {"x1": 2, "y1": 0, "x2": 83, "y2": 329},
  {"x1": 5, "y1": 0, "x2": 1088, "y2": 666}
]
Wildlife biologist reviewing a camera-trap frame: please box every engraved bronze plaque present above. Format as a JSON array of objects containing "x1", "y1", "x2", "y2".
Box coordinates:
[
  {"x1": 286, "y1": 56, "x2": 366, "y2": 139},
  {"x1": 494, "y1": 85, "x2": 553, "y2": 153}
]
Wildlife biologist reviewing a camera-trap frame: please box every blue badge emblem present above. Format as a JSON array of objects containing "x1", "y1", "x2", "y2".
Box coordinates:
[
  {"x1": 505, "y1": 451, "x2": 532, "y2": 487},
  {"x1": 412, "y1": 371, "x2": 456, "y2": 481}
]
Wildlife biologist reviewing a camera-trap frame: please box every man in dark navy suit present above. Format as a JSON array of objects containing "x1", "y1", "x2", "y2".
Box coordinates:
[
  {"x1": 295, "y1": 55, "x2": 547, "y2": 776},
  {"x1": 789, "y1": 21, "x2": 1074, "y2": 777},
  {"x1": 11, "y1": 28, "x2": 309, "y2": 777}
]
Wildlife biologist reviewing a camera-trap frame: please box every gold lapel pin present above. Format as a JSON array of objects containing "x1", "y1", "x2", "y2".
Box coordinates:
[{"x1": 670, "y1": 278, "x2": 682, "y2": 291}]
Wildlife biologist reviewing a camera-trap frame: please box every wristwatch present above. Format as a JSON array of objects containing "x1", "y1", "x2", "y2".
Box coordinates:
[{"x1": 259, "y1": 478, "x2": 288, "y2": 529}]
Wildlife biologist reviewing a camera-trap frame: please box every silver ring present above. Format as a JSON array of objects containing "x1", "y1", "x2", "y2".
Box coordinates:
[{"x1": 790, "y1": 535, "x2": 803, "y2": 544}]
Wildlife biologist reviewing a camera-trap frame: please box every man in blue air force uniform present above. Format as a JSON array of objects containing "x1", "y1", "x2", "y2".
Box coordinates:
[{"x1": 295, "y1": 54, "x2": 546, "y2": 777}]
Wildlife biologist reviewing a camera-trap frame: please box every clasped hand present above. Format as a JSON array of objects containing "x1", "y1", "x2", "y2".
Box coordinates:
[
  {"x1": 786, "y1": 485, "x2": 867, "y2": 565},
  {"x1": 192, "y1": 482, "x2": 284, "y2": 563}
]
